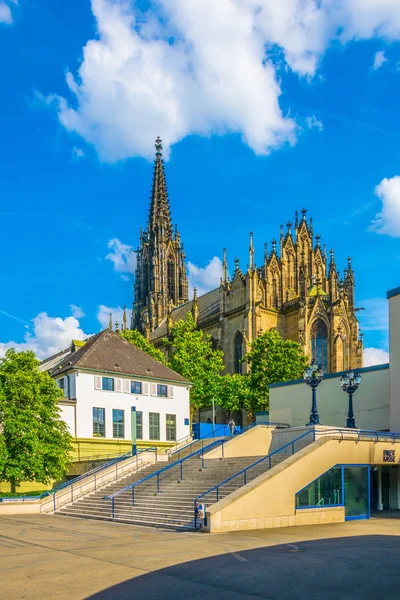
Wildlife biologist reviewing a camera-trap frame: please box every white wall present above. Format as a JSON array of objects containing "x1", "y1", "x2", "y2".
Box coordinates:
[
  {"x1": 74, "y1": 371, "x2": 190, "y2": 442},
  {"x1": 270, "y1": 364, "x2": 390, "y2": 431},
  {"x1": 389, "y1": 290, "x2": 400, "y2": 432},
  {"x1": 59, "y1": 403, "x2": 76, "y2": 437}
]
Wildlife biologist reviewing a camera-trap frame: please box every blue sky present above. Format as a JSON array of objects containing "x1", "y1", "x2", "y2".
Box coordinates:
[{"x1": 1, "y1": 0, "x2": 400, "y2": 363}]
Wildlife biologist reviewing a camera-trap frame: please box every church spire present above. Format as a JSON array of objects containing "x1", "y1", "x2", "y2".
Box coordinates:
[
  {"x1": 148, "y1": 137, "x2": 172, "y2": 240},
  {"x1": 222, "y1": 248, "x2": 228, "y2": 283},
  {"x1": 249, "y1": 232, "x2": 254, "y2": 270}
]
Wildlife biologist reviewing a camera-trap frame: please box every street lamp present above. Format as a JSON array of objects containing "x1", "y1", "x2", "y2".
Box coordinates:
[
  {"x1": 304, "y1": 361, "x2": 324, "y2": 426},
  {"x1": 340, "y1": 371, "x2": 361, "y2": 428}
]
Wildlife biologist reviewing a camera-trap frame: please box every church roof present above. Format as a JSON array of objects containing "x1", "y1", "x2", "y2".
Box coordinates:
[
  {"x1": 47, "y1": 329, "x2": 188, "y2": 383},
  {"x1": 150, "y1": 288, "x2": 220, "y2": 341}
]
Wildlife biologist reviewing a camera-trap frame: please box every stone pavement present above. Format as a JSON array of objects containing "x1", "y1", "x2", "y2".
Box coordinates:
[{"x1": 0, "y1": 514, "x2": 399, "y2": 600}]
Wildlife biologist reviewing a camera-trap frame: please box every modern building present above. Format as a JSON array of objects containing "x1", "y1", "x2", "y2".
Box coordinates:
[
  {"x1": 41, "y1": 328, "x2": 191, "y2": 462},
  {"x1": 131, "y1": 138, "x2": 363, "y2": 375}
]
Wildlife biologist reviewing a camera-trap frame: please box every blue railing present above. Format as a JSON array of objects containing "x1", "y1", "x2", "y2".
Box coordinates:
[
  {"x1": 104, "y1": 437, "x2": 229, "y2": 519},
  {"x1": 0, "y1": 446, "x2": 157, "y2": 504},
  {"x1": 169, "y1": 425, "x2": 231, "y2": 461},
  {"x1": 193, "y1": 429, "x2": 315, "y2": 528}
]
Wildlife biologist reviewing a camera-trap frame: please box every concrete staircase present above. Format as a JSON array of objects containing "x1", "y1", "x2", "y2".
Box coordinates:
[{"x1": 55, "y1": 451, "x2": 286, "y2": 530}]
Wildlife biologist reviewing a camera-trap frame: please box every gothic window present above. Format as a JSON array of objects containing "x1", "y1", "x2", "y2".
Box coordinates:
[
  {"x1": 167, "y1": 256, "x2": 175, "y2": 302},
  {"x1": 234, "y1": 332, "x2": 244, "y2": 375},
  {"x1": 272, "y1": 276, "x2": 278, "y2": 309},
  {"x1": 311, "y1": 319, "x2": 328, "y2": 372}
]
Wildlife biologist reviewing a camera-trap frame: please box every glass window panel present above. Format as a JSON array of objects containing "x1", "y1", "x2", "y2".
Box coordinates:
[
  {"x1": 157, "y1": 384, "x2": 168, "y2": 397},
  {"x1": 112, "y1": 409, "x2": 124, "y2": 439},
  {"x1": 296, "y1": 466, "x2": 343, "y2": 508},
  {"x1": 149, "y1": 412, "x2": 160, "y2": 440},
  {"x1": 131, "y1": 381, "x2": 142, "y2": 394},
  {"x1": 166, "y1": 414, "x2": 176, "y2": 442},
  {"x1": 102, "y1": 377, "x2": 114, "y2": 391},
  {"x1": 93, "y1": 407, "x2": 105, "y2": 437},
  {"x1": 136, "y1": 411, "x2": 143, "y2": 440},
  {"x1": 344, "y1": 466, "x2": 369, "y2": 518},
  {"x1": 58, "y1": 378, "x2": 65, "y2": 390}
]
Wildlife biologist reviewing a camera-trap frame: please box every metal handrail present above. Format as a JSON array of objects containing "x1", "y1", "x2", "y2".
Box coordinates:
[
  {"x1": 168, "y1": 425, "x2": 230, "y2": 461},
  {"x1": 0, "y1": 446, "x2": 157, "y2": 503},
  {"x1": 194, "y1": 429, "x2": 315, "y2": 527},
  {"x1": 158, "y1": 432, "x2": 195, "y2": 455},
  {"x1": 104, "y1": 437, "x2": 229, "y2": 518}
]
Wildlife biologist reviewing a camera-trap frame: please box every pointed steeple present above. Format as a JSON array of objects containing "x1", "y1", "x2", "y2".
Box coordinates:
[
  {"x1": 191, "y1": 287, "x2": 199, "y2": 324},
  {"x1": 148, "y1": 137, "x2": 172, "y2": 240},
  {"x1": 222, "y1": 248, "x2": 228, "y2": 284},
  {"x1": 109, "y1": 313, "x2": 113, "y2": 331},
  {"x1": 249, "y1": 232, "x2": 254, "y2": 270},
  {"x1": 122, "y1": 306, "x2": 127, "y2": 331}
]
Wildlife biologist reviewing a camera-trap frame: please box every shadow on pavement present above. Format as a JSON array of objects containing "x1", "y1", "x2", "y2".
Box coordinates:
[{"x1": 86, "y1": 534, "x2": 400, "y2": 600}]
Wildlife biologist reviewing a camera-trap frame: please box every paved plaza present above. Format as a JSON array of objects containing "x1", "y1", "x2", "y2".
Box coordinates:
[{"x1": 0, "y1": 515, "x2": 399, "y2": 600}]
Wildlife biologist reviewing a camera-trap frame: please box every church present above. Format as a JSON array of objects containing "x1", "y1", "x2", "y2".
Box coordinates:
[{"x1": 131, "y1": 138, "x2": 363, "y2": 376}]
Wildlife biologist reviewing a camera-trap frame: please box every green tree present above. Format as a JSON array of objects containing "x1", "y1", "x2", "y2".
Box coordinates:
[
  {"x1": 0, "y1": 349, "x2": 72, "y2": 492},
  {"x1": 120, "y1": 329, "x2": 168, "y2": 365},
  {"x1": 245, "y1": 329, "x2": 308, "y2": 416},
  {"x1": 163, "y1": 313, "x2": 224, "y2": 416},
  {"x1": 217, "y1": 373, "x2": 251, "y2": 417}
]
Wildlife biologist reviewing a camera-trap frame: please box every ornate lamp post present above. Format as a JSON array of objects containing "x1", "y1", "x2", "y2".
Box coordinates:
[
  {"x1": 340, "y1": 371, "x2": 361, "y2": 428},
  {"x1": 304, "y1": 361, "x2": 324, "y2": 426}
]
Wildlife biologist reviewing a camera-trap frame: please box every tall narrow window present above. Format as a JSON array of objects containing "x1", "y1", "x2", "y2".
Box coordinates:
[
  {"x1": 166, "y1": 414, "x2": 176, "y2": 441},
  {"x1": 102, "y1": 377, "x2": 114, "y2": 391},
  {"x1": 149, "y1": 412, "x2": 160, "y2": 440},
  {"x1": 136, "y1": 411, "x2": 143, "y2": 440},
  {"x1": 234, "y1": 332, "x2": 244, "y2": 375},
  {"x1": 93, "y1": 407, "x2": 105, "y2": 437},
  {"x1": 311, "y1": 319, "x2": 328, "y2": 372},
  {"x1": 167, "y1": 257, "x2": 175, "y2": 302},
  {"x1": 112, "y1": 409, "x2": 125, "y2": 439}
]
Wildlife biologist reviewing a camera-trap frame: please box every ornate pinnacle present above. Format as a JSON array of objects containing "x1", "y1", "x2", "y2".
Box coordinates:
[
  {"x1": 264, "y1": 242, "x2": 268, "y2": 260},
  {"x1": 155, "y1": 136, "x2": 162, "y2": 156},
  {"x1": 271, "y1": 238, "x2": 277, "y2": 253},
  {"x1": 123, "y1": 306, "x2": 127, "y2": 331},
  {"x1": 235, "y1": 257, "x2": 240, "y2": 271},
  {"x1": 301, "y1": 208, "x2": 307, "y2": 221},
  {"x1": 223, "y1": 248, "x2": 228, "y2": 283},
  {"x1": 287, "y1": 221, "x2": 292, "y2": 234},
  {"x1": 295, "y1": 211, "x2": 299, "y2": 228},
  {"x1": 109, "y1": 313, "x2": 113, "y2": 331},
  {"x1": 330, "y1": 249, "x2": 335, "y2": 265},
  {"x1": 316, "y1": 234, "x2": 321, "y2": 247},
  {"x1": 249, "y1": 232, "x2": 254, "y2": 270}
]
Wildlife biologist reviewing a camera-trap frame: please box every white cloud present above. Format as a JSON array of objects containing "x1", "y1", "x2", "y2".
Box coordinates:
[
  {"x1": 358, "y1": 297, "x2": 388, "y2": 331},
  {"x1": 97, "y1": 304, "x2": 131, "y2": 329},
  {"x1": 70, "y1": 304, "x2": 85, "y2": 319},
  {"x1": 306, "y1": 115, "x2": 323, "y2": 131},
  {"x1": 0, "y1": 2, "x2": 12, "y2": 24},
  {"x1": 105, "y1": 238, "x2": 136, "y2": 279},
  {"x1": 72, "y1": 146, "x2": 85, "y2": 158},
  {"x1": 48, "y1": 0, "x2": 400, "y2": 162},
  {"x1": 371, "y1": 176, "x2": 400, "y2": 237},
  {"x1": 188, "y1": 256, "x2": 223, "y2": 298},
  {"x1": 363, "y1": 347, "x2": 389, "y2": 366},
  {"x1": 0, "y1": 312, "x2": 90, "y2": 360},
  {"x1": 372, "y1": 50, "x2": 388, "y2": 69}
]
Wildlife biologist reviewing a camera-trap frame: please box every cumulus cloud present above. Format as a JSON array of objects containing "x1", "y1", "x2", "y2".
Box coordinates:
[
  {"x1": 0, "y1": 312, "x2": 90, "y2": 360},
  {"x1": 370, "y1": 176, "x2": 400, "y2": 237},
  {"x1": 105, "y1": 238, "x2": 136, "y2": 279},
  {"x1": 363, "y1": 347, "x2": 389, "y2": 366},
  {"x1": 70, "y1": 304, "x2": 85, "y2": 319},
  {"x1": 372, "y1": 50, "x2": 388, "y2": 69},
  {"x1": 97, "y1": 304, "x2": 131, "y2": 329},
  {"x1": 0, "y1": 2, "x2": 12, "y2": 24},
  {"x1": 306, "y1": 115, "x2": 323, "y2": 131},
  {"x1": 188, "y1": 256, "x2": 223, "y2": 298},
  {"x1": 49, "y1": 0, "x2": 400, "y2": 162}
]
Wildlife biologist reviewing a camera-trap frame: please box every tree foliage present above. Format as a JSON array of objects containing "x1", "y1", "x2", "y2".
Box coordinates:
[
  {"x1": 217, "y1": 373, "x2": 251, "y2": 415},
  {"x1": 120, "y1": 329, "x2": 168, "y2": 365},
  {"x1": 0, "y1": 349, "x2": 72, "y2": 490},
  {"x1": 245, "y1": 329, "x2": 308, "y2": 415},
  {"x1": 163, "y1": 313, "x2": 224, "y2": 414}
]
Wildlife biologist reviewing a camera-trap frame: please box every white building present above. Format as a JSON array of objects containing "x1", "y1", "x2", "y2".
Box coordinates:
[{"x1": 41, "y1": 329, "x2": 190, "y2": 461}]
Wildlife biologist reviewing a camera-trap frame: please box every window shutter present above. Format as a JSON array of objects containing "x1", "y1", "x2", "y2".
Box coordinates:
[
  {"x1": 123, "y1": 379, "x2": 130, "y2": 393},
  {"x1": 142, "y1": 382, "x2": 149, "y2": 396},
  {"x1": 94, "y1": 376, "x2": 102, "y2": 390},
  {"x1": 116, "y1": 379, "x2": 122, "y2": 392},
  {"x1": 168, "y1": 385, "x2": 174, "y2": 398},
  {"x1": 150, "y1": 383, "x2": 157, "y2": 396}
]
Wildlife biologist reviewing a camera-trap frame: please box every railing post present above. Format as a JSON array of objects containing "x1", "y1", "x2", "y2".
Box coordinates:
[
  {"x1": 244, "y1": 471, "x2": 247, "y2": 485},
  {"x1": 269, "y1": 456, "x2": 271, "y2": 469},
  {"x1": 202, "y1": 450, "x2": 205, "y2": 469},
  {"x1": 291, "y1": 441, "x2": 294, "y2": 455},
  {"x1": 132, "y1": 486, "x2": 135, "y2": 507},
  {"x1": 112, "y1": 497, "x2": 115, "y2": 519},
  {"x1": 53, "y1": 493, "x2": 56, "y2": 512},
  {"x1": 155, "y1": 447, "x2": 158, "y2": 463},
  {"x1": 216, "y1": 487, "x2": 219, "y2": 502},
  {"x1": 194, "y1": 503, "x2": 197, "y2": 530},
  {"x1": 94, "y1": 473, "x2": 96, "y2": 491},
  {"x1": 157, "y1": 473, "x2": 160, "y2": 493},
  {"x1": 180, "y1": 461, "x2": 183, "y2": 480}
]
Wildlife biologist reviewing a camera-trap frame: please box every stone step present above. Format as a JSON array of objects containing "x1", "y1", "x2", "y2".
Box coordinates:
[{"x1": 55, "y1": 511, "x2": 197, "y2": 530}]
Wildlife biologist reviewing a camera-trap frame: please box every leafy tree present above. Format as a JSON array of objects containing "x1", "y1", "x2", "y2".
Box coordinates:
[
  {"x1": 245, "y1": 329, "x2": 308, "y2": 416},
  {"x1": 0, "y1": 349, "x2": 72, "y2": 492},
  {"x1": 163, "y1": 313, "x2": 224, "y2": 416},
  {"x1": 217, "y1": 373, "x2": 251, "y2": 416},
  {"x1": 120, "y1": 329, "x2": 168, "y2": 365}
]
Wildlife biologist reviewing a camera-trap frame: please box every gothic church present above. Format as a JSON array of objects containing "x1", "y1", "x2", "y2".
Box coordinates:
[{"x1": 132, "y1": 138, "x2": 363, "y2": 374}]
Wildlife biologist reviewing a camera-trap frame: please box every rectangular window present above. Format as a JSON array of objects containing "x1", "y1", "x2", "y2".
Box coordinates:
[
  {"x1": 166, "y1": 414, "x2": 176, "y2": 442},
  {"x1": 131, "y1": 381, "x2": 142, "y2": 394},
  {"x1": 136, "y1": 411, "x2": 143, "y2": 440},
  {"x1": 149, "y1": 412, "x2": 160, "y2": 440},
  {"x1": 157, "y1": 384, "x2": 168, "y2": 397},
  {"x1": 93, "y1": 407, "x2": 105, "y2": 437},
  {"x1": 296, "y1": 466, "x2": 342, "y2": 508},
  {"x1": 112, "y1": 409, "x2": 125, "y2": 439},
  {"x1": 102, "y1": 377, "x2": 114, "y2": 391},
  {"x1": 58, "y1": 378, "x2": 65, "y2": 390}
]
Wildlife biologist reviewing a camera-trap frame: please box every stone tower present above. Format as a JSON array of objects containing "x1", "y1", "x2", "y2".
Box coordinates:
[{"x1": 132, "y1": 137, "x2": 188, "y2": 334}]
